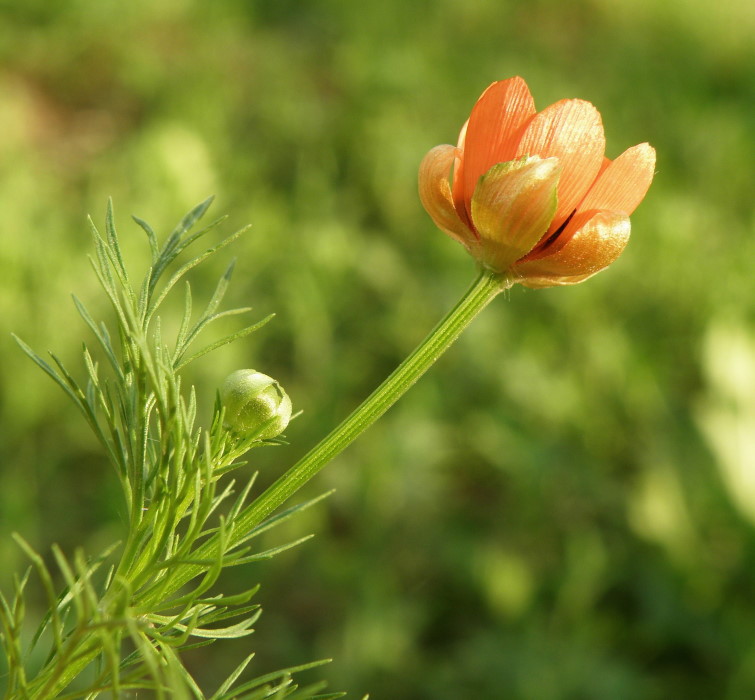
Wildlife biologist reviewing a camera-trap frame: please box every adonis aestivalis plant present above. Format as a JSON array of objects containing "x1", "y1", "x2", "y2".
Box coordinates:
[
  {"x1": 419, "y1": 76, "x2": 656, "y2": 287},
  {"x1": 4, "y1": 78, "x2": 656, "y2": 698}
]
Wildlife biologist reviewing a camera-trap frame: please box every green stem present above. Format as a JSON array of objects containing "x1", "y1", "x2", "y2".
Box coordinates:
[
  {"x1": 142, "y1": 267, "x2": 506, "y2": 605},
  {"x1": 240, "y1": 269, "x2": 504, "y2": 525}
]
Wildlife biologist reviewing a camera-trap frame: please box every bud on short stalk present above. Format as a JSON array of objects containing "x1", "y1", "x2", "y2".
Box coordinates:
[{"x1": 221, "y1": 369, "x2": 292, "y2": 439}]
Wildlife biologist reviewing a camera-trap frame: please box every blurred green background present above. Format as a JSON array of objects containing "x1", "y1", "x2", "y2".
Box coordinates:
[{"x1": 1, "y1": 0, "x2": 754, "y2": 697}]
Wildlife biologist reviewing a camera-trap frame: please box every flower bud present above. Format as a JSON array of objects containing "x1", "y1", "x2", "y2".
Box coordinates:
[{"x1": 220, "y1": 369, "x2": 292, "y2": 439}]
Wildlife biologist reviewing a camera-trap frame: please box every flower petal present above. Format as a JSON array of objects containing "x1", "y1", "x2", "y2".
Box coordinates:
[
  {"x1": 520, "y1": 271, "x2": 596, "y2": 289},
  {"x1": 451, "y1": 119, "x2": 474, "y2": 230},
  {"x1": 418, "y1": 145, "x2": 475, "y2": 246},
  {"x1": 469, "y1": 156, "x2": 561, "y2": 272},
  {"x1": 578, "y1": 142, "x2": 656, "y2": 214},
  {"x1": 513, "y1": 210, "x2": 630, "y2": 287},
  {"x1": 516, "y1": 99, "x2": 605, "y2": 230},
  {"x1": 460, "y1": 77, "x2": 536, "y2": 220}
]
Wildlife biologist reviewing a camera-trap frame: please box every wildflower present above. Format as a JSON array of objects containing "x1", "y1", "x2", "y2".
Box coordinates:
[{"x1": 419, "y1": 76, "x2": 655, "y2": 287}]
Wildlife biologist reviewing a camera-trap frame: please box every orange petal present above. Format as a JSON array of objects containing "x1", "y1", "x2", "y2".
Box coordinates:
[
  {"x1": 451, "y1": 120, "x2": 474, "y2": 230},
  {"x1": 513, "y1": 210, "x2": 630, "y2": 287},
  {"x1": 418, "y1": 145, "x2": 475, "y2": 246},
  {"x1": 469, "y1": 156, "x2": 561, "y2": 272},
  {"x1": 520, "y1": 271, "x2": 596, "y2": 289},
  {"x1": 578, "y1": 142, "x2": 656, "y2": 214},
  {"x1": 516, "y1": 99, "x2": 605, "y2": 230},
  {"x1": 460, "y1": 78, "x2": 536, "y2": 220}
]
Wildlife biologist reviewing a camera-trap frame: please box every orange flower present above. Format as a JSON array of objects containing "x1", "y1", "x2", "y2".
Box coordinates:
[{"x1": 419, "y1": 77, "x2": 655, "y2": 287}]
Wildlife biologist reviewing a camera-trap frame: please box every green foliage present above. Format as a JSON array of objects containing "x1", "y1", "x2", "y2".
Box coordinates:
[{"x1": 3, "y1": 203, "x2": 335, "y2": 698}]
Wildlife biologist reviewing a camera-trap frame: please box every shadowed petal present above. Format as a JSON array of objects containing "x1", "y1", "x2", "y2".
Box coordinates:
[
  {"x1": 469, "y1": 156, "x2": 561, "y2": 272},
  {"x1": 460, "y1": 78, "x2": 536, "y2": 220},
  {"x1": 514, "y1": 210, "x2": 630, "y2": 287},
  {"x1": 578, "y1": 142, "x2": 656, "y2": 214},
  {"x1": 419, "y1": 145, "x2": 475, "y2": 246},
  {"x1": 516, "y1": 99, "x2": 605, "y2": 230},
  {"x1": 520, "y1": 271, "x2": 596, "y2": 288},
  {"x1": 451, "y1": 120, "x2": 474, "y2": 229}
]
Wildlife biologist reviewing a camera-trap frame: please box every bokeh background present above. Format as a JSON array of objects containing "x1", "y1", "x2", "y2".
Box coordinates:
[{"x1": 1, "y1": 0, "x2": 754, "y2": 698}]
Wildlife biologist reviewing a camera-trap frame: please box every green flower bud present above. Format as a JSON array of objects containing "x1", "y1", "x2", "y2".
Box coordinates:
[{"x1": 220, "y1": 369, "x2": 292, "y2": 439}]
